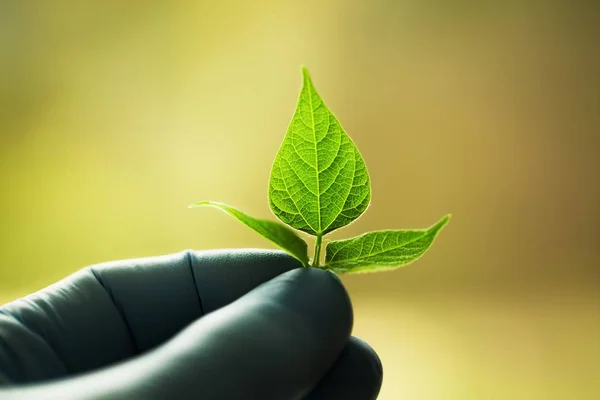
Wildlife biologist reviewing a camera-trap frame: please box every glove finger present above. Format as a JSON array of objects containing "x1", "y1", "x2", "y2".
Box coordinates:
[
  {"x1": 0, "y1": 249, "x2": 301, "y2": 382},
  {"x1": 3, "y1": 268, "x2": 353, "y2": 400},
  {"x1": 306, "y1": 336, "x2": 383, "y2": 400},
  {"x1": 91, "y1": 249, "x2": 303, "y2": 351}
]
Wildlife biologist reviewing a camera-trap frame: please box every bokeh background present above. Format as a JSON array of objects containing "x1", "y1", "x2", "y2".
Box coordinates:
[{"x1": 1, "y1": 1, "x2": 599, "y2": 398}]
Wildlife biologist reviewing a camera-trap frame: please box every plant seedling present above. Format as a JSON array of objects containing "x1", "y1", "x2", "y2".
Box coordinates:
[{"x1": 190, "y1": 67, "x2": 450, "y2": 273}]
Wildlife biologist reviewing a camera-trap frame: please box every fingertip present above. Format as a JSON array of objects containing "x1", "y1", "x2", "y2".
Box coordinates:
[
  {"x1": 307, "y1": 336, "x2": 383, "y2": 400},
  {"x1": 355, "y1": 336, "x2": 383, "y2": 384},
  {"x1": 255, "y1": 267, "x2": 354, "y2": 339}
]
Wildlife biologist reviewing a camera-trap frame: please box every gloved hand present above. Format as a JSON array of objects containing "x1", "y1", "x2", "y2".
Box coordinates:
[{"x1": 0, "y1": 250, "x2": 382, "y2": 399}]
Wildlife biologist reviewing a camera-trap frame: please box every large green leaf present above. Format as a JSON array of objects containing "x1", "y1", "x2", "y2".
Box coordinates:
[
  {"x1": 268, "y1": 67, "x2": 371, "y2": 236},
  {"x1": 189, "y1": 201, "x2": 309, "y2": 266},
  {"x1": 325, "y1": 215, "x2": 451, "y2": 273}
]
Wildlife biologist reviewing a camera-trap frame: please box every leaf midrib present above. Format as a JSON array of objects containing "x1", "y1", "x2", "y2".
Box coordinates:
[{"x1": 306, "y1": 77, "x2": 322, "y2": 235}]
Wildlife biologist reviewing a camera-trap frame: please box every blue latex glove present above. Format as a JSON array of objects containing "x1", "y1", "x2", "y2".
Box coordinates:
[{"x1": 0, "y1": 250, "x2": 382, "y2": 399}]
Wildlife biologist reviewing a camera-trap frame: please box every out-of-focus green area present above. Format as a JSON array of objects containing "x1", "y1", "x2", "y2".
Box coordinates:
[{"x1": 1, "y1": 1, "x2": 598, "y2": 399}]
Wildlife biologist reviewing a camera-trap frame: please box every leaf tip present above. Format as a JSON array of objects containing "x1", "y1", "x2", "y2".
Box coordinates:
[
  {"x1": 433, "y1": 213, "x2": 452, "y2": 233},
  {"x1": 188, "y1": 201, "x2": 212, "y2": 209},
  {"x1": 300, "y1": 65, "x2": 313, "y2": 84}
]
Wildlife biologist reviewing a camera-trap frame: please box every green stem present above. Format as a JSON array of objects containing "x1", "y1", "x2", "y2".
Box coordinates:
[{"x1": 312, "y1": 234, "x2": 323, "y2": 268}]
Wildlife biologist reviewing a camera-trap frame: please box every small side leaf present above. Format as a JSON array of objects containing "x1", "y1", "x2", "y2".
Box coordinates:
[
  {"x1": 325, "y1": 214, "x2": 451, "y2": 273},
  {"x1": 189, "y1": 201, "x2": 309, "y2": 266}
]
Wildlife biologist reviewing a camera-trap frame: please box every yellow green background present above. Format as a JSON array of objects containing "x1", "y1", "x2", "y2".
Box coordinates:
[{"x1": 1, "y1": 2, "x2": 598, "y2": 399}]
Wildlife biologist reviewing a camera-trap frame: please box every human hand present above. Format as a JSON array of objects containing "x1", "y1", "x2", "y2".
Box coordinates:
[{"x1": 0, "y1": 250, "x2": 382, "y2": 399}]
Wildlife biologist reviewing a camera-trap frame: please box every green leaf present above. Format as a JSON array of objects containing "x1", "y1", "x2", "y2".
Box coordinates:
[
  {"x1": 268, "y1": 67, "x2": 371, "y2": 237},
  {"x1": 189, "y1": 201, "x2": 309, "y2": 266},
  {"x1": 325, "y1": 215, "x2": 451, "y2": 273}
]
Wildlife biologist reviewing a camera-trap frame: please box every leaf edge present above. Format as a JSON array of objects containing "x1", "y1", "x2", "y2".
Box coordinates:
[{"x1": 189, "y1": 201, "x2": 310, "y2": 266}]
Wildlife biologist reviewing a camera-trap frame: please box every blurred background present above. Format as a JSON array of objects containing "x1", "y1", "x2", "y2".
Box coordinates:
[{"x1": 1, "y1": 1, "x2": 598, "y2": 398}]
